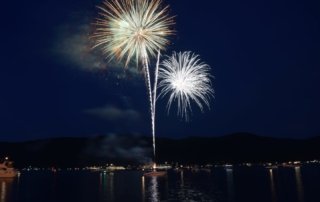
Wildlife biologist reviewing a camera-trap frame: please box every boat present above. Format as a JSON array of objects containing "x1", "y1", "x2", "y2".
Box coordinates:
[
  {"x1": 266, "y1": 165, "x2": 278, "y2": 169},
  {"x1": 143, "y1": 171, "x2": 167, "y2": 177},
  {"x1": 223, "y1": 164, "x2": 233, "y2": 169},
  {"x1": 0, "y1": 158, "x2": 18, "y2": 178},
  {"x1": 143, "y1": 162, "x2": 167, "y2": 177}
]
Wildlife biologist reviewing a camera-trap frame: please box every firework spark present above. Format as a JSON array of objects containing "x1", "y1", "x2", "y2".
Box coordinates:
[
  {"x1": 158, "y1": 51, "x2": 214, "y2": 120},
  {"x1": 92, "y1": 0, "x2": 174, "y2": 66}
]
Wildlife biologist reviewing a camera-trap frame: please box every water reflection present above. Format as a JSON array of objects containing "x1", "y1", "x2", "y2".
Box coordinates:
[
  {"x1": 141, "y1": 176, "x2": 145, "y2": 202},
  {"x1": 142, "y1": 176, "x2": 160, "y2": 202},
  {"x1": 99, "y1": 172, "x2": 114, "y2": 202},
  {"x1": 269, "y1": 169, "x2": 277, "y2": 202},
  {"x1": 0, "y1": 168, "x2": 317, "y2": 202},
  {"x1": 295, "y1": 167, "x2": 305, "y2": 202},
  {"x1": 149, "y1": 177, "x2": 160, "y2": 202},
  {"x1": 226, "y1": 168, "x2": 235, "y2": 202},
  {"x1": 0, "y1": 181, "x2": 6, "y2": 202},
  {"x1": 0, "y1": 178, "x2": 14, "y2": 202},
  {"x1": 167, "y1": 170, "x2": 213, "y2": 201},
  {"x1": 180, "y1": 170, "x2": 184, "y2": 187}
]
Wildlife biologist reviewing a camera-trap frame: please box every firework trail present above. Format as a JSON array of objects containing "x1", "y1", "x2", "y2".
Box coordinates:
[
  {"x1": 142, "y1": 52, "x2": 156, "y2": 159},
  {"x1": 92, "y1": 0, "x2": 174, "y2": 165},
  {"x1": 151, "y1": 50, "x2": 161, "y2": 159},
  {"x1": 158, "y1": 51, "x2": 214, "y2": 120}
]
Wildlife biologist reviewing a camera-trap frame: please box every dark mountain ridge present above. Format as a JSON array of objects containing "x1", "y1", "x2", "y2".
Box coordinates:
[{"x1": 0, "y1": 133, "x2": 319, "y2": 168}]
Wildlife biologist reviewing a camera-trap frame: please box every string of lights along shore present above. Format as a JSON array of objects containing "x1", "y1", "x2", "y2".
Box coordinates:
[{"x1": 92, "y1": 0, "x2": 214, "y2": 168}]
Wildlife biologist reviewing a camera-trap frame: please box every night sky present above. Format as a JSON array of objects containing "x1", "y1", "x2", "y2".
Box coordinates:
[{"x1": 1, "y1": 0, "x2": 320, "y2": 141}]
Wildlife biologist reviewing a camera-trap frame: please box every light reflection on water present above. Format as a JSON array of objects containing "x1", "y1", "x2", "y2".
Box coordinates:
[
  {"x1": 148, "y1": 177, "x2": 159, "y2": 202},
  {"x1": 0, "y1": 166, "x2": 319, "y2": 202},
  {"x1": 226, "y1": 168, "x2": 235, "y2": 202},
  {"x1": 269, "y1": 169, "x2": 277, "y2": 202},
  {"x1": 100, "y1": 172, "x2": 114, "y2": 202},
  {"x1": 141, "y1": 176, "x2": 145, "y2": 202},
  {"x1": 1, "y1": 181, "x2": 6, "y2": 202},
  {"x1": 0, "y1": 178, "x2": 14, "y2": 202},
  {"x1": 180, "y1": 170, "x2": 184, "y2": 187},
  {"x1": 167, "y1": 170, "x2": 214, "y2": 202},
  {"x1": 294, "y1": 167, "x2": 305, "y2": 202}
]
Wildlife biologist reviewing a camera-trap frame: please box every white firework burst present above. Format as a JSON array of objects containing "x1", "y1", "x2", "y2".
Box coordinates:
[
  {"x1": 158, "y1": 51, "x2": 214, "y2": 120},
  {"x1": 92, "y1": 0, "x2": 174, "y2": 66}
]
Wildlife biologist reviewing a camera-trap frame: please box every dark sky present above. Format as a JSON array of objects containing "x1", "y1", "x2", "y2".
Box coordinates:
[{"x1": 1, "y1": 0, "x2": 320, "y2": 141}]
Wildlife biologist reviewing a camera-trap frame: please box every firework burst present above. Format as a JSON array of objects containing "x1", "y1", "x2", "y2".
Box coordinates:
[
  {"x1": 91, "y1": 0, "x2": 214, "y2": 169},
  {"x1": 158, "y1": 51, "x2": 214, "y2": 120},
  {"x1": 92, "y1": 0, "x2": 174, "y2": 66}
]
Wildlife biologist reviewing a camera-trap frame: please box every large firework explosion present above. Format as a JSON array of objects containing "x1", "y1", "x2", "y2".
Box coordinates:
[
  {"x1": 92, "y1": 0, "x2": 174, "y2": 66},
  {"x1": 158, "y1": 51, "x2": 214, "y2": 121}
]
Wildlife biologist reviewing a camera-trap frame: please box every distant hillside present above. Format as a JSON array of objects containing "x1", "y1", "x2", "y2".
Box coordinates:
[
  {"x1": 156, "y1": 133, "x2": 320, "y2": 164},
  {"x1": 0, "y1": 133, "x2": 319, "y2": 168}
]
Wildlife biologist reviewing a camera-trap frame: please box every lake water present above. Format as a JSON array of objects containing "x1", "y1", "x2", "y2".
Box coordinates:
[{"x1": 1, "y1": 165, "x2": 320, "y2": 202}]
